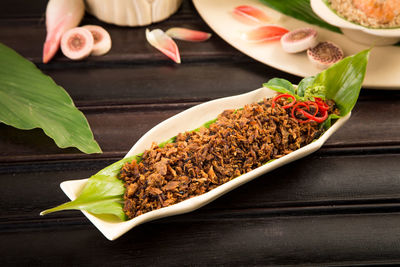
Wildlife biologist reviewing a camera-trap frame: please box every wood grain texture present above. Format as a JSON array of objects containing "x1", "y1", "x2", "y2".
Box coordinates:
[
  {"x1": 2, "y1": 213, "x2": 400, "y2": 266},
  {"x1": 1, "y1": 0, "x2": 400, "y2": 265}
]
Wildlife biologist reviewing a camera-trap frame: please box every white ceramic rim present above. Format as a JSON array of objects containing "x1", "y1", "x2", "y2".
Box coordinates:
[
  {"x1": 59, "y1": 87, "x2": 350, "y2": 240},
  {"x1": 311, "y1": 0, "x2": 400, "y2": 37}
]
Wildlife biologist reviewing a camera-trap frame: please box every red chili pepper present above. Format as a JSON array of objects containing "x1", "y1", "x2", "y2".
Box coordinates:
[
  {"x1": 315, "y1": 110, "x2": 328, "y2": 123},
  {"x1": 272, "y1": 93, "x2": 296, "y2": 109},
  {"x1": 299, "y1": 107, "x2": 328, "y2": 123},
  {"x1": 272, "y1": 94, "x2": 329, "y2": 124},
  {"x1": 305, "y1": 101, "x2": 319, "y2": 114},
  {"x1": 292, "y1": 101, "x2": 329, "y2": 124},
  {"x1": 291, "y1": 102, "x2": 313, "y2": 123},
  {"x1": 314, "y1": 97, "x2": 329, "y2": 111},
  {"x1": 302, "y1": 109, "x2": 328, "y2": 123}
]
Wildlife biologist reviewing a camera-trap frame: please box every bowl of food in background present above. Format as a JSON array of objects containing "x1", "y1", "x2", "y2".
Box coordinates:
[
  {"x1": 85, "y1": 0, "x2": 183, "y2": 27},
  {"x1": 311, "y1": 0, "x2": 400, "y2": 45}
]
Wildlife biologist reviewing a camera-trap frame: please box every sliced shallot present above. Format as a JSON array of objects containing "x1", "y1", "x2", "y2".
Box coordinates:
[
  {"x1": 280, "y1": 28, "x2": 318, "y2": 53},
  {"x1": 42, "y1": 0, "x2": 85, "y2": 63},
  {"x1": 60, "y1": 27, "x2": 94, "y2": 60},
  {"x1": 82, "y1": 25, "x2": 112, "y2": 56},
  {"x1": 166, "y1": 27, "x2": 211, "y2": 42},
  {"x1": 146, "y1": 29, "x2": 181, "y2": 63},
  {"x1": 307, "y1": 41, "x2": 344, "y2": 69},
  {"x1": 241, "y1": 25, "x2": 289, "y2": 43},
  {"x1": 232, "y1": 5, "x2": 271, "y2": 25}
]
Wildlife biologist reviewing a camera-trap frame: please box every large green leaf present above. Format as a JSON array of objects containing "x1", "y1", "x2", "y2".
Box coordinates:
[
  {"x1": 40, "y1": 156, "x2": 137, "y2": 220},
  {"x1": 313, "y1": 49, "x2": 370, "y2": 116},
  {"x1": 0, "y1": 43, "x2": 101, "y2": 154},
  {"x1": 259, "y1": 0, "x2": 341, "y2": 33}
]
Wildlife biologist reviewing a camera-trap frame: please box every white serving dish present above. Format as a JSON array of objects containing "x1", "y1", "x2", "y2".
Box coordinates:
[
  {"x1": 85, "y1": 0, "x2": 183, "y2": 27},
  {"x1": 311, "y1": 0, "x2": 400, "y2": 45},
  {"x1": 59, "y1": 87, "x2": 350, "y2": 240}
]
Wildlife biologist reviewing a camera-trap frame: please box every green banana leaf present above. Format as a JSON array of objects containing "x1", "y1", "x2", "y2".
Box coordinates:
[
  {"x1": 259, "y1": 0, "x2": 341, "y2": 33},
  {"x1": 41, "y1": 49, "x2": 370, "y2": 221},
  {"x1": 0, "y1": 43, "x2": 101, "y2": 154},
  {"x1": 40, "y1": 155, "x2": 138, "y2": 220},
  {"x1": 314, "y1": 49, "x2": 369, "y2": 116}
]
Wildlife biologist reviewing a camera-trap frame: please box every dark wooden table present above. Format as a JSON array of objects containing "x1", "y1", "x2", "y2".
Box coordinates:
[{"x1": 1, "y1": 1, "x2": 400, "y2": 266}]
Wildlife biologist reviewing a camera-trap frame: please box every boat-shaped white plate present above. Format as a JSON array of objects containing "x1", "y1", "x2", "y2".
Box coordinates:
[
  {"x1": 192, "y1": 0, "x2": 400, "y2": 89},
  {"x1": 60, "y1": 87, "x2": 350, "y2": 240}
]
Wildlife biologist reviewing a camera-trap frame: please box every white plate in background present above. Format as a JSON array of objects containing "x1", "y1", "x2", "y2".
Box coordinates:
[{"x1": 192, "y1": 0, "x2": 400, "y2": 89}]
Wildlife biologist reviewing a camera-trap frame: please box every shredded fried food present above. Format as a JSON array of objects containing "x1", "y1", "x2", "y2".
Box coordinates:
[{"x1": 119, "y1": 97, "x2": 336, "y2": 219}]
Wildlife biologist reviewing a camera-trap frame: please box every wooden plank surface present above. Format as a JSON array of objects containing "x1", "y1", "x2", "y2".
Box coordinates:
[
  {"x1": 1, "y1": 0, "x2": 400, "y2": 266},
  {"x1": 2, "y1": 212, "x2": 400, "y2": 266}
]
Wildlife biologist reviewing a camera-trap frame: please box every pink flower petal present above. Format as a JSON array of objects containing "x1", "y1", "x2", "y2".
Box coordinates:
[
  {"x1": 233, "y1": 5, "x2": 271, "y2": 25},
  {"x1": 146, "y1": 29, "x2": 181, "y2": 64},
  {"x1": 166, "y1": 27, "x2": 212, "y2": 42},
  {"x1": 241, "y1": 26, "x2": 289, "y2": 43}
]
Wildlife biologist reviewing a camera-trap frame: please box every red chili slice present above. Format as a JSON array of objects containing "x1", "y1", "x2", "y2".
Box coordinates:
[
  {"x1": 272, "y1": 93, "x2": 296, "y2": 109},
  {"x1": 305, "y1": 109, "x2": 328, "y2": 123},
  {"x1": 280, "y1": 96, "x2": 329, "y2": 124},
  {"x1": 314, "y1": 97, "x2": 329, "y2": 111},
  {"x1": 291, "y1": 101, "x2": 330, "y2": 124},
  {"x1": 300, "y1": 108, "x2": 328, "y2": 123},
  {"x1": 305, "y1": 101, "x2": 319, "y2": 114},
  {"x1": 291, "y1": 102, "x2": 313, "y2": 123}
]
